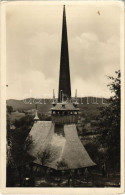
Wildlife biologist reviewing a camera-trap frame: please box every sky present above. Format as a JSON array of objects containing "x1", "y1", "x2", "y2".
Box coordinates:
[{"x1": 6, "y1": 2, "x2": 121, "y2": 100}]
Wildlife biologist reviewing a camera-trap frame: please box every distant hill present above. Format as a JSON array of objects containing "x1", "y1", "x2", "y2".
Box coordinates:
[
  {"x1": 7, "y1": 97, "x2": 108, "y2": 114},
  {"x1": 7, "y1": 98, "x2": 52, "y2": 113}
]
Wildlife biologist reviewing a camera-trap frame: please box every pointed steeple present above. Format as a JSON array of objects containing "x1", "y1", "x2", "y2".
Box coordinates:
[
  {"x1": 74, "y1": 89, "x2": 79, "y2": 107},
  {"x1": 58, "y1": 5, "x2": 71, "y2": 102},
  {"x1": 34, "y1": 104, "x2": 39, "y2": 122},
  {"x1": 52, "y1": 89, "x2": 56, "y2": 106}
]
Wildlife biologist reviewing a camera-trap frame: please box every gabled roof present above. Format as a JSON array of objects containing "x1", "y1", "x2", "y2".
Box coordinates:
[{"x1": 26, "y1": 121, "x2": 95, "y2": 170}]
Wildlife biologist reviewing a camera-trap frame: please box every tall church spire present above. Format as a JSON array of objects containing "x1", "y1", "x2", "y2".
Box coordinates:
[{"x1": 58, "y1": 5, "x2": 71, "y2": 102}]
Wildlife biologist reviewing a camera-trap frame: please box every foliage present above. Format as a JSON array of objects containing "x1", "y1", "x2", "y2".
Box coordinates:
[
  {"x1": 98, "y1": 70, "x2": 120, "y2": 171},
  {"x1": 7, "y1": 105, "x2": 13, "y2": 114},
  {"x1": 37, "y1": 145, "x2": 58, "y2": 166},
  {"x1": 85, "y1": 140, "x2": 102, "y2": 165},
  {"x1": 56, "y1": 159, "x2": 68, "y2": 169},
  {"x1": 37, "y1": 149, "x2": 51, "y2": 165},
  {"x1": 6, "y1": 112, "x2": 34, "y2": 167},
  {"x1": 38, "y1": 113, "x2": 51, "y2": 121},
  {"x1": 14, "y1": 115, "x2": 34, "y2": 129}
]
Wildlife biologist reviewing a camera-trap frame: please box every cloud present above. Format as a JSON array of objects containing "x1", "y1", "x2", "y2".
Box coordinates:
[
  {"x1": 6, "y1": 4, "x2": 120, "y2": 99},
  {"x1": 72, "y1": 76, "x2": 110, "y2": 98},
  {"x1": 7, "y1": 70, "x2": 57, "y2": 99},
  {"x1": 69, "y1": 32, "x2": 119, "y2": 82}
]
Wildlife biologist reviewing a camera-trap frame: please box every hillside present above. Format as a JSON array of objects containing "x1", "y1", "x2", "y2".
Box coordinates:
[
  {"x1": 7, "y1": 98, "x2": 52, "y2": 113},
  {"x1": 7, "y1": 97, "x2": 108, "y2": 114}
]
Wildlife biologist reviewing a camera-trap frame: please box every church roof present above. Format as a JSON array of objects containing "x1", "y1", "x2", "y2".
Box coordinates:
[
  {"x1": 26, "y1": 121, "x2": 95, "y2": 170},
  {"x1": 51, "y1": 102, "x2": 79, "y2": 111}
]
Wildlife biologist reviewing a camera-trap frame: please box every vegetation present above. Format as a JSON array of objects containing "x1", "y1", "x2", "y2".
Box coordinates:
[
  {"x1": 82, "y1": 70, "x2": 121, "y2": 174},
  {"x1": 7, "y1": 105, "x2": 13, "y2": 114},
  {"x1": 6, "y1": 70, "x2": 120, "y2": 186},
  {"x1": 98, "y1": 70, "x2": 120, "y2": 171}
]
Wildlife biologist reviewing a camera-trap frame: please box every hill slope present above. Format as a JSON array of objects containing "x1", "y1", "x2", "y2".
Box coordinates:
[{"x1": 7, "y1": 97, "x2": 108, "y2": 114}]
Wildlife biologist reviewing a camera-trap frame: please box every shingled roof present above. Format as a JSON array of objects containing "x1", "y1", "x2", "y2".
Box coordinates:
[{"x1": 27, "y1": 121, "x2": 95, "y2": 170}]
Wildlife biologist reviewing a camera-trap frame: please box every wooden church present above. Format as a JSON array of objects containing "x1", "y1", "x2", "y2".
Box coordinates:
[{"x1": 27, "y1": 6, "x2": 95, "y2": 171}]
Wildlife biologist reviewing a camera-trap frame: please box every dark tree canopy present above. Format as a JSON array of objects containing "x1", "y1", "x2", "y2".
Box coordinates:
[
  {"x1": 7, "y1": 105, "x2": 13, "y2": 114},
  {"x1": 99, "y1": 70, "x2": 120, "y2": 171}
]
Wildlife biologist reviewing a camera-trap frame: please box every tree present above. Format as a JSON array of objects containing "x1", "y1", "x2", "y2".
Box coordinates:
[
  {"x1": 7, "y1": 105, "x2": 13, "y2": 114},
  {"x1": 98, "y1": 70, "x2": 120, "y2": 171},
  {"x1": 6, "y1": 112, "x2": 34, "y2": 186}
]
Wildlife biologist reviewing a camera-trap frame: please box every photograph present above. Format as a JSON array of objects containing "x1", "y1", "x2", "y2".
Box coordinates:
[{"x1": 0, "y1": 0, "x2": 124, "y2": 191}]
